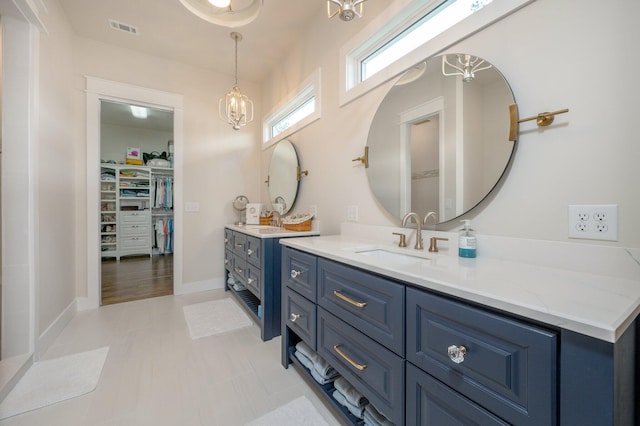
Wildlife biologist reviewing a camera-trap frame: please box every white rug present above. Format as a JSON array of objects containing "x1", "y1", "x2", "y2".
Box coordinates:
[
  {"x1": 183, "y1": 298, "x2": 252, "y2": 339},
  {"x1": 246, "y1": 396, "x2": 331, "y2": 426},
  {"x1": 0, "y1": 346, "x2": 109, "y2": 420}
]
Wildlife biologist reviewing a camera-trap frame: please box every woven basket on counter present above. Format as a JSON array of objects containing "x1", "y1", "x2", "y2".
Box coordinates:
[
  {"x1": 282, "y1": 214, "x2": 313, "y2": 232},
  {"x1": 260, "y1": 216, "x2": 272, "y2": 226}
]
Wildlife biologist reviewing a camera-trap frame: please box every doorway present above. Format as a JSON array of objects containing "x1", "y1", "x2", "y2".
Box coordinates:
[
  {"x1": 99, "y1": 100, "x2": 174, "y2": 305},
  {"x1": 85, "y1": 77, "x2": 184, "y2": 310}
]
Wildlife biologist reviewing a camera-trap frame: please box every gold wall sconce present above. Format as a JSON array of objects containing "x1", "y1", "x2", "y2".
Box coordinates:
[
  {"x1": 296, "y1": 166, "x2": 309, "y2": 181},
  {"x1": 508, "y1": 104, "x2": 569, "y2": 141},
  {"x1": 352, "y1": 146, "x2": 369, "y2": 168}
]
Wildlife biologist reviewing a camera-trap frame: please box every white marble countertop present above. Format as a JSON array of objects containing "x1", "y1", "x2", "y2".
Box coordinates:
[
  {"x1": 279, "y1": 224, "x2": 640, "y2": 343},
  {"x1": 225, "y1": 223, "x2": 319, "y2": 239}
]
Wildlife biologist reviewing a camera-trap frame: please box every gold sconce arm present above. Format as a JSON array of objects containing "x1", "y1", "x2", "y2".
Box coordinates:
[
  {"x1": 296, "y1": 166, "x2": 308, "y2": 181},
  {"x1": 352, "y1": 146, "x2": 369, "y2": 168},
  {"x1": 509, "y1": 104, "x2": 570, "y2": 141}
]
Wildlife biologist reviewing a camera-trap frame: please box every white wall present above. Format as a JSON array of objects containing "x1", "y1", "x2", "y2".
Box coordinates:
[
  {"x1": 37, "y1": 0, "x2": 77, "y2": 346},
  {"x1": 72, "y1": 36, "x2": 262, "y2": 295},
  {"x1": 262, "y1": 0, "x2": 640, "y2": 249}
]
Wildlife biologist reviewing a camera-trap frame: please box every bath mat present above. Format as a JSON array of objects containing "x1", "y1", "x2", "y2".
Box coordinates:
[
  {"x1": 245, "y1": 396, "x2": 331, "y2": 426},
  {"x1": 0, "y1": 346, "x2": 109, "y2": 420},
  {"x1": 183, "y1": 298, "x2": 252, "y2": 339}
]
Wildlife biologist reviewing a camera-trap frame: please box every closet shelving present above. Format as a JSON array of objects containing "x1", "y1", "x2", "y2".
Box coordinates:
[
  {"x1": 150, "y1": 167, "x2": 174, "y2": 256},
  {"x1": 100, "y1": 165, "x2": 118, "y2": 258},
  {"x1": 100, "y1": 164, "x2": 175, "y2": 259}
]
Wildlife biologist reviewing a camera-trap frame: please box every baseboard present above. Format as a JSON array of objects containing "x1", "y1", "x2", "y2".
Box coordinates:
[
  {"x1": 36, "y1": 298, "x2": 77, "y2": 360},
  {"x1": 174, "y1": 277, "x2": 225, "y2": 295}
]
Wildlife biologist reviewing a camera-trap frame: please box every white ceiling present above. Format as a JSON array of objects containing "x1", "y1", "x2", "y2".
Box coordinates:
[{"x1": 57, "y1": 0, "x2": 325, "y2": 84}]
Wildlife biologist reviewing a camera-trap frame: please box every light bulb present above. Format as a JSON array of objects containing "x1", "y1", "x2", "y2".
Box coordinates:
[{"x1": 208, "y1": 0, "x2": 230, "y2": 7}]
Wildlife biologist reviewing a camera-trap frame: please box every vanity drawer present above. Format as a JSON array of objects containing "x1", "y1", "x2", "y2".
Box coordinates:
[
  {"x1": 232, "y1": 231, "x2": 247, "y2": 258},
  {"x1": 406, "y1": 362, "x2": 509, "y2": 426},
  {"x1": 318, "y1": 307, "x2": 404, "y2": 426},
  {"x1": 232, "y1": 257, "x2": 248, "y2": 282},
  {"x1": 224, "y1": 250, "x2": 234, "y2": 271},
  {"x1": 245, "y1": 262, "x2": 261, "y2": 299},
  {"x1": 285, "y1": 288, "x2": 316, "y2": 350},
  {"x1": 224, "y1": 228, "x2": 233, "y2": 252},
  {"x1": 282, "y1": 247, "x2": 317, "y2": 302},
  {"x1": 406, "y1": 287, "x2": 557, "y2": 426},
  {"x1": 318, "y1": 258, "x2": 404, "y2": 356},
  {"x1": 246, "y1": 235, "x2": 262, "y2": 267}
]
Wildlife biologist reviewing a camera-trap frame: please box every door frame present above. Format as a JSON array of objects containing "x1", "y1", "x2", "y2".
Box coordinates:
[{"x1": 83, "y1": 77, "x2": 184, "y2": 309}]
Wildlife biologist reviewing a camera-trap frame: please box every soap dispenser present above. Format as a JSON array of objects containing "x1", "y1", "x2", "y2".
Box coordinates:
[{"x1": 458, "y1": 220, "x2": 477, "y2": 258}]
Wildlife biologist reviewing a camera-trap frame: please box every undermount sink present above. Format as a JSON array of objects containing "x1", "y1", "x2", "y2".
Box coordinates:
[{"x1": 355, "y1": 249, "x2": 430, "y2": 265}]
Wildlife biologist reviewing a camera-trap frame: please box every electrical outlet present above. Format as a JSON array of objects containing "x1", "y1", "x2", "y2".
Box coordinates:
[
  {"x1": 568, "y1": 204, "x2": 618, "y2": 241},
  {"x1": 347, "y1": 205, "x2": 359, "y2": 222}
]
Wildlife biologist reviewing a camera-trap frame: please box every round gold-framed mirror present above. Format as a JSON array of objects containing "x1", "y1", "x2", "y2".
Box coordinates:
[
  {"x1": 267, "y1": 139, "x2": 300, "y2": 215},
  {"x1": 366, "y1": 54, "x2": 516, "y2": 224}
]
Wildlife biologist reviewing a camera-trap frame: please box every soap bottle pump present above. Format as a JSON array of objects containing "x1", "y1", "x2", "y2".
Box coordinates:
[{"x1": 458, "y1": 220, "x2": 477, "y2": 258}]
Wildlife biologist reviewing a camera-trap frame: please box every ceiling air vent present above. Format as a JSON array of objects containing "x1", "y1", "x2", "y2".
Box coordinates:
[{"x1": 108, "y1": 19, "x2": 139, "y2": 35}]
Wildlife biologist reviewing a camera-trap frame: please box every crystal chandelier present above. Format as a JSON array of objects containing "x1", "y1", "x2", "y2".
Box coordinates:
[
  {"x1": 442, "y1": 54, "x2": 492, "y2": 82},
  {"x1": 327, "y1": 0, "x2": 367, "y2": 21},
  {"x1": 219, "y1": 32, "x2": 254, "y2": 130}
]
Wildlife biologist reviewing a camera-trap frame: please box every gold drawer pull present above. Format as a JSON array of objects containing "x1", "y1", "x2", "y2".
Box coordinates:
[
  {"x1": 333, "y1": 344, "x2": 367, "y2": 371},
  {"x1": 289, "y1": 313, "x2": 302, "y2": 322},
  {"x1": 290, "y1": 270, "x2": 302, "y2": 278},
  {"x1": 247, "y1": 278, "x2": 255, "y2": 285},
  {"x1": 333, "y1": 290, "x2": 367, "y2": 308},
  {"x1": 247, "y1": 248, "x2": 254, "y2": 255},
  {"x1": 234, "y1": 267, "x2": 244, "y2": 274},
  {"x1": 447, "y1": 345, "x2": 467, "y2": 364},
  {"x1": 235, "y1": 243, "x2": 244, "y2": 248}
]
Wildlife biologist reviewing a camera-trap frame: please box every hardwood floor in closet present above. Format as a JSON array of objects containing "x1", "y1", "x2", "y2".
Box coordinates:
[{"x1": 101, "y1": 255, "x2": 173, "y2": 305}]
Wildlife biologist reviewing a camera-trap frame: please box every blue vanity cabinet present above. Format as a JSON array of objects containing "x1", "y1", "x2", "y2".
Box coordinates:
[
  {"x1": 406, "y1": 287, "x2": 557, "y2": 426},
  {"x1": 280, "y1": 244, "x2": 638, "y2": 425},
  {"x1": 224, "y1": 227, "x2": 284, "y2": 341}
]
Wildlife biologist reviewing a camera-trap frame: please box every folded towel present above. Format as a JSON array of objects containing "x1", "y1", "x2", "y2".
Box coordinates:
[
  {"x1": 334, "y1": 377, "x2": 368, "y2": 408},
  {"x1": 313, "y1": 355, "x2": 339, "y2": 380},
  {"x1": 294, "y1": 350, "x2": 314, "y2": 371},
  {"x1": 311, "y1": 367, "x2": 338, "y2": 385},
  {"x1": 363, "y1": 403, "x2": 394, "y2": 426},
  {"x1": 332, "y1": 389, "x2": 366, "y2": 419},
  {"x1": 295, "y1": 341, "x2": 315, "y2": 361}
]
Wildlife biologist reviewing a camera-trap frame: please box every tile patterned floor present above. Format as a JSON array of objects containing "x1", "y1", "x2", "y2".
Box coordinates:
[{"x1": 0, "y1": 290, "x2": 341, "y2": 426}]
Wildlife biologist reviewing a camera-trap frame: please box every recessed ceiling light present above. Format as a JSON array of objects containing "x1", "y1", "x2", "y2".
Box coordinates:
[{"x1": 130, "y1": 106, "x2": 148, "y2": 119}]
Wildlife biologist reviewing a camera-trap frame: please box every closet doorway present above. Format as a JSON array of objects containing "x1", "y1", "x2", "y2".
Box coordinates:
[{"x1": 99, "y1": 100, "x2": 175, "y2": 305}]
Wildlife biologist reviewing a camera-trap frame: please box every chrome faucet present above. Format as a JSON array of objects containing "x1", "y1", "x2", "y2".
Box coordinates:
[
  {"x1": 401, "y1": 212, "x2": 424, "y2": 250},
  {"x1": 423, "y1": 211, "x2": 438, "y2": 230}
]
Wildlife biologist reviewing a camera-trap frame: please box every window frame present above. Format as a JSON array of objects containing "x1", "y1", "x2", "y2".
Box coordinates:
[
  {"x1": 339, "y1": 0, "x2": 536, "y2": 106},
  {"x1": 262, "y1": 68, "x2": 322, "y2": 149}
]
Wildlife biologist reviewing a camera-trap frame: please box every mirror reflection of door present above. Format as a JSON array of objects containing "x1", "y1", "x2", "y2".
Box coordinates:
[
  {"x1": 410, "y1": 117, "x2": 439, "y2": 216},
  {"x1": 99, "y1": 100, "x2": 174, "y2": 305}
]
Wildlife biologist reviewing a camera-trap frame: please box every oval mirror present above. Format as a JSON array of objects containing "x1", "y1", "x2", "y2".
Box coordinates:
[
  {"x1": 366, "y1": 54, "x2": 516, "y2": 224},
  {"x1": 268, "y1": 139, "x2": 300, "y2": 215}
]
